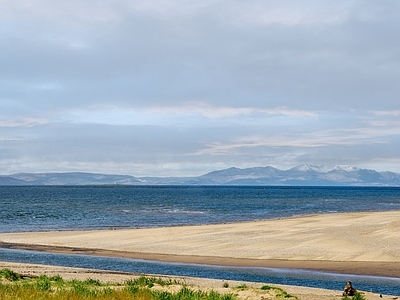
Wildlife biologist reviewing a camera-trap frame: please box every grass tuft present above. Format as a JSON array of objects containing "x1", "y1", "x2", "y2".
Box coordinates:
[
  {"x1": 235, "y1": 284, "x2": 247, "y2": 290},
  {"x1": 342, "y1": 293, "x2": 366, "y2": 300},
  {"x1": 0, "y1": 269, "x2": 21, "y2": 281},
  {"x1": 260, "y1": 285, "x2": 298, "y2": 299},
  {"x1": 260, "y1": 285, "x2": 272, "y2": 290}
]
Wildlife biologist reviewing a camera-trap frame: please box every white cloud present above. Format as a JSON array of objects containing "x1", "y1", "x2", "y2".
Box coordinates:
[
  {"x1": 144, "y1": 104, "x2": 318, "y2": 120},
  {"x1": 373, "y1": 110, "x2": 400, "y2": 117},
  {"x1": 60, "y1": 104, "x2": 317, "y2": 127},
  {"x1": 194, "y1": 130, "x2": 379, "y2": 156},
  {"x1": 0, "y1": 118, "x2": 49, "y2": 128}
]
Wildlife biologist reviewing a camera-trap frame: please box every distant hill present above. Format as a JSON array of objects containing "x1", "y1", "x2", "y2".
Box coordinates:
[
  {"x1": 0, "y1": 172, "x2": 140, "y2": 186},
  {"x1": 197, "y1": 164, "x2": 400, "y2": 186},
  {"x1": 1, "y1": 164, "x2": 400, "y2": 186}
]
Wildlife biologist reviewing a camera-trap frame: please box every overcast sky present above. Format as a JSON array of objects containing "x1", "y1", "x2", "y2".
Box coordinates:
[{"x1": 1, "y1": 0, "x2": 400, "y2": 176}]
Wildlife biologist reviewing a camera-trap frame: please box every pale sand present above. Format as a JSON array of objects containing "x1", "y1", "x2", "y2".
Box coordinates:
[
  {"x1": 0, "y1": 261, "x2": 393, "y2": 299},
  {"x1": 1, "y1": 211, "x2": 400, "y2": 277}
]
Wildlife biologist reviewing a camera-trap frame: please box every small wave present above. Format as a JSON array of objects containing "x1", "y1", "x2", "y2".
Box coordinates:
[
  {"x1": 163, "y1": 209, "x2": 205, "y2": 214},
  {"x1": 33, "y1": 214, "x2": 58, "y2": 219},
  {"x1": 15, "y1": 211, "x2": 31, "y2": 217},
  {"x1": 380, "y1": 202, "x2": 400, "y2": 206}
]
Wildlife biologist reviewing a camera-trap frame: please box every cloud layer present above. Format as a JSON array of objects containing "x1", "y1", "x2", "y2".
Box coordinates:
[{"x1": 1, "y1": 0, "x2": 400, "y2": 175}]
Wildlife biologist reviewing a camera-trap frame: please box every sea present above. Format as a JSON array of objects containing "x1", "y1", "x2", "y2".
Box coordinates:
[{"x1": 1, "y1": 186, "x2": 400, "y2": 295}]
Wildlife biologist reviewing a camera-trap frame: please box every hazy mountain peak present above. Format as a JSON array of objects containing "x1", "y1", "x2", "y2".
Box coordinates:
[
  {"x1": 332, "y1": 165, "x2": 360, "y2": 172},
  {"x1": 289, "y1": 164, "x2": 328, "y2": 173}
]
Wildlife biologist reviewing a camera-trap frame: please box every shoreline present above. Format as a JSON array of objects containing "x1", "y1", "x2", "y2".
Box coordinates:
[
  {"x1": 1, "y1": 210, "x2": 400, "y2": 280},
  {"x1": 2, "y1": 241, "x2": 400, "y2": 278}
]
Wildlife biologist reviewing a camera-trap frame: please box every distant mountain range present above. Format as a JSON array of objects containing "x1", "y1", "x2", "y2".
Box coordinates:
[{"x1": 1, "y1": 164, "x2": 400, "y2": 186}]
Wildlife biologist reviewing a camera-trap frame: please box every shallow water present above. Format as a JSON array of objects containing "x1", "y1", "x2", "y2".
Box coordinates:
[{"x1": 1, "y1": 248, "x2": 400, "y2": 296}]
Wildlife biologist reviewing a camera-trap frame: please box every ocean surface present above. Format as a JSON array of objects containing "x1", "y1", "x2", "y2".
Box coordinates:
[
  {"x1": 2, "y1": 185, "x2": 400, "y2": 232},
  {"x1": 1, "y1": 186, "x2": 400, "y2": 295}
]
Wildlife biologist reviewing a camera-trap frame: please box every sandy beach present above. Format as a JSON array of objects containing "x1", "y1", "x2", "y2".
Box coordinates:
[
  {"x1": 1, "y1": 211, "x2": 400, "y2": 298},
  {"x1": 1, "y1": 210, "x2": 400, "y2": 277}
]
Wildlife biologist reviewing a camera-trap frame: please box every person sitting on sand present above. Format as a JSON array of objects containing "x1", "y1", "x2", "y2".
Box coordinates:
[{"x1": 343, "y1": 280, "x2": 357, "y2": 296}]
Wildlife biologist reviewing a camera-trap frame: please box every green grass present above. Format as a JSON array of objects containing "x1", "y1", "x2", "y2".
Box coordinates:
[
  {"x1": 0, "y1": 269, "x2": 20, "y2": 281},
  {"x1": 0, "y1": 269, "x2": 237, "y2": 300},
  {"x1": 125, "y1": 275, "x2": 180, "y2": 288},
  {"x1": 260, "y1": 285, "x2": 297, "y2": 299},
  {"x1": 260, "y1": 285, "x2": 273, "y2": 290},
  {"x1": 342, "y1": 293, "x2": 366, "y2": 300},
  {"x1": 235, "y1": 284, "x2": 247, "y2": 290}
]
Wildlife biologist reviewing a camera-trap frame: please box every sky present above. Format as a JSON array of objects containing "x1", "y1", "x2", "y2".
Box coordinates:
[{"x1": 1, "y1": 0, "x2": 400, "y2": 177}]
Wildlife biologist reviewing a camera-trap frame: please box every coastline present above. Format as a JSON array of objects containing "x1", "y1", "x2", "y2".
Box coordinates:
[{"x1": 1, "y1": 210, "x2": 400, "y2": 296}]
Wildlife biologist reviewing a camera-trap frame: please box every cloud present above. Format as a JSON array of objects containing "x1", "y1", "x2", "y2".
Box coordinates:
[
  {"x1": 2, "y1": 0, "x2": 399, "y2": 111},
  {"x1": 373, "y1": 110, "x2": 400, "y2": 117},
  {"x1": 194, "y1": 126, "x2": 387, "y2": 157},
  {"x1": 59, "y1": 103, "x2": 317, "y2": 128},
  {"x1": 1, "y1": 0, "x2": 400, "y2": 175},
  {"x1": 0, "y1": 118, "x2": 49, "y2": 128}
]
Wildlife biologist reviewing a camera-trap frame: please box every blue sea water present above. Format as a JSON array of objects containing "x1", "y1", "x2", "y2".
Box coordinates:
[
  {"x1": 1, "y1": 186, "x2": 400, "y2": 295},
  {"x1": 2, "y1": 186, "x2": 400, "y2": 232}
]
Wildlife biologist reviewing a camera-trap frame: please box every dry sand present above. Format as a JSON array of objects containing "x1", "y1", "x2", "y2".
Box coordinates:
[{"x1": 1, "y1": 211, "x2": 400, "y2": 298}]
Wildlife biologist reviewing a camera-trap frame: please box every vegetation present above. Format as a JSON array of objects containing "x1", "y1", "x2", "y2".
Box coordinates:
[
  {"x1": 0, "y1": 270, "x2": 237, "y2": 300},
  {"x1": 125, "y1": 275, "x2": 181, "y2": 288},
  {"x1": 235, "y1": 284, "x2": 247, "y2": 291},
  {"x1": 0, "y1": 268, "x2": 305, "y2": 300},
  {"x1": 260, "y1": 285, "x2": 297, "y2": 299},
  {"x1": 342, "y1": 293, "x2": 366, "y2": 300},
  {"x1": 0, "y1": 269, "x2": 20, "y2": 281}
]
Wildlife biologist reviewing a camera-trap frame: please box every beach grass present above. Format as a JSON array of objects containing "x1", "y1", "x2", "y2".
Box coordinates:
[
  {"x1": 0, "y1": 268, "x2": 20, "y2": 281},
  {"x1": 341, "y1": 293, "x2": 366, "y2": 300},
  {"x1": 0, "y1": 268, "x2": 306, "y2": 300},
  {"x1": 0, "y1": 269, "x2": 238, "y2": 300}
]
